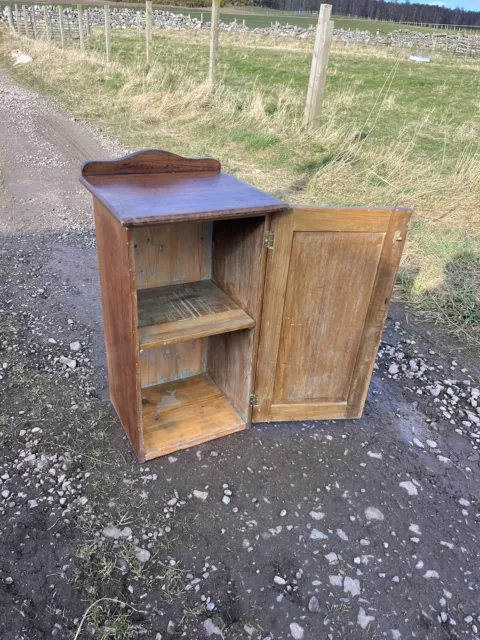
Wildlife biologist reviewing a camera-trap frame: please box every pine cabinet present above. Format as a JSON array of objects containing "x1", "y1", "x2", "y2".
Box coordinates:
[{"x1": 81, "y1": 149, "x2": 411, "y2": 462}]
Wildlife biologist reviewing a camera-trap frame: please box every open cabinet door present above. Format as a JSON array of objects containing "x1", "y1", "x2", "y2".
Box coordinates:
[{"x1": 253, "y1": 206, "x2": 411, "y2": 423}]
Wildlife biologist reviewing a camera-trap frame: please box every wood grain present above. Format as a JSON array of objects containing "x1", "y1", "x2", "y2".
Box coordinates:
[
  {"x1": 293, "y1": 207, "x2": 392, "y2": 233},
  {"x1": 273, "y1": 231, "x2": 384, "y2": 404},
  {"x1": 269, "y1": 402, "x2": 347, "y2": 422},
  {"x1": 133, "y1": 222, "x2": 212, "y2": 290},
  {"x1": 209, "y1": 216, "x2": 267, "y2": 421},
  {"x1": 252, "y1": 210, "x2": 295, "y2": 422},
  {"x1": 253, "y1": 206, "x2": 411, "y2": 424},
  {"x1": 142, "y1": 373, "x2": 245, "y2": 460},
  {"x1": 139, "y1": 339, "x2": 206, "y2": 388},
  {"x1": 81, "y1": 149, "x2": 221, "y2": 176},
  {"x1": 93, "y1": 198, "x2": 144, "y2": 460},
  {"x1": 137, "y1": 280, "x2": 255, "y2": 348},
  {"x1": 346, "y1": 208, "x2": 412, "y2": 417},
  {"x1": 80, "y1": 171, "x2": 287, "y2": 227}
]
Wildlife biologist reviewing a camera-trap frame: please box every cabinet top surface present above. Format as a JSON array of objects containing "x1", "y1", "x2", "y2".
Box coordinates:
[{"x1": 80, "y1": 149, "x2": 287, "y2": 226}]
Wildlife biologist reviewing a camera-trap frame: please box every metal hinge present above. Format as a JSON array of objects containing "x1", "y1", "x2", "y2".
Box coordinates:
[
  {"x1": 249, "y1": 394, "x2": 259, "y2": 407},
  {"x1": 263, "y1": 231, "x2": 275, "y2": 250}
]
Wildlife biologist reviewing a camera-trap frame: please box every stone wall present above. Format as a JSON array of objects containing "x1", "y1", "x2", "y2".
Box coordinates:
[{"x1": 2, "y1": 6, "x2": 480, "y2": 57}]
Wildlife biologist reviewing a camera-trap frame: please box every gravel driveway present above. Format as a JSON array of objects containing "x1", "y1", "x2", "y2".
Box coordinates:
[{"x1": 0, "y1": 69, "x2": 479, "y2": 640}]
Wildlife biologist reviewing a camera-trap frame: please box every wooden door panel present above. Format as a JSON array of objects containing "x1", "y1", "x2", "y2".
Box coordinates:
[
  {"x1": 253, "y1": 206, "x2": 411, "y2": 423},
  {"x1": 273, "y1": 231, "x2": 384, "y2": 405}
]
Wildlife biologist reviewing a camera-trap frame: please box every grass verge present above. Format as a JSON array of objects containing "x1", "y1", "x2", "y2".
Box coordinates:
[{"x1": 1, "y1": 28, "x2": 479, "y2": 341}]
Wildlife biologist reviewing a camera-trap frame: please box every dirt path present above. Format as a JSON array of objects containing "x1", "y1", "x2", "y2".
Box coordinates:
[{"x1": 0, "y1": 69, "x2": 479, "y2": 640}]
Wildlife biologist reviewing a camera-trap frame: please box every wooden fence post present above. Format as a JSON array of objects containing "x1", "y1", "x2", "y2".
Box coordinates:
[
  {"x1": 6, "y1": 5, "x2": 16, "y2": 35},
  {"x1": 104, "y1": 4, "x2": 111, "y2": 63},
  {"x1": 58, "y1": 5, "x2": 65, "y2": 48},
  {"x1": 43, "y1": 5, "x2": 50, "y2": 40},
  {"x1": 14, "y1": 4, "x2": 20, "y2": 32},
  {"x1": 303, "y1": 4, "x2": 334, "y2": 129},
  {"x1": 145, "y1": 0, "x2": 152, "y2": 65},
  {"x1": 32, "y1": 5, "x2": 37, "y2": 38},
  {"x1": 78, "y1": 4, "x2": 85, "y2": 53},
  {"x1": 209, "y1": 0, "x2": 220, "y2": 87},
  {"x1": 22, "y1": 4, "x2": 28, "y2": 36}
]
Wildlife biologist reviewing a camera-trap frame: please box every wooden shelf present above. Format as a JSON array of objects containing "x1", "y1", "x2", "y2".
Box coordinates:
[
  {"x1": 137, "y1": 280, "x2": 255, "y2": 349},
  {"x1": 142, "y1": 374, "x2": 245, "y2": 460}
]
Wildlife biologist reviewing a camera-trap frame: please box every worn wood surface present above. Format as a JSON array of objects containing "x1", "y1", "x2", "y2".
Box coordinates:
[
  {"x1": 293, "y1": 207, "x2": 393, "y2": 233},
  {"x1": 209, "y1": 216, "x2": 267, "y2": 421},
  {"x1": 273, "y1": 231, "x2": 384, "y2": 404},
  {"x1": 253, "y1": 206, "x2": 411, "y2": 423},
  {"x1": 304, "y1": 4, "x2": 333, "y2": 128},
  {"x1": 93, "y1": 199, "x2": 144, "y2": 459},
  {"x1": 346, "y1": 208, "x2": 412, "y2": 417},
  {"x1": 211, "y1": 217, "x2": 265, "y2": 317},
  {"x1": 140, "y1": 339, "x2": 206, "y2": 388},
  {"x1": 137, "y1": 280, "x2": 255, "y2": 348},
  {"x1": 81, "y1": 171, "x2": 286, "y2": 227},
  {"x1": 133, "y1": 222, "x2": 211, "y2": 290},
  {"x1": 142, "y1": 373, "x2": 245, "y2": 460},
  {"x1": 82, "y1": 149, "x2": 221, "y2": 177},
  {"x1": 104, "y1": 4, "x2": 111, "y2": 63},
  {"x1": 252, "y1": 210, "x2": 295, "y2": 422}
]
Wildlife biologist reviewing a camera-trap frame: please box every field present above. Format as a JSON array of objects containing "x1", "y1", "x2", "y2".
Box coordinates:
[{"x1": 0, "y1": 27, "x2": 479, "y2": 341}]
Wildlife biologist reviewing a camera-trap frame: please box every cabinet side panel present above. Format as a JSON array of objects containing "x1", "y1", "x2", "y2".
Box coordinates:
[
  {"x1": 273, "y1": 231, "x2": 384, "y2": 404},
  {"x1": 211, "y1": 217, "x2": 265, "y2": 318},
  {"x1": 93, "y1": 199, "x2": 143, "y2": 459},
  {"x1": 140, "y1": 339, "x2": 207, "y2": 388},
  {"x1": 210, "y1": 217, "x2": 267, "y2": 420},
  {"x1": 208, "y1": 329, "x2": 254, "y2": 421},
  {"x1": 133, "y1": 222, "x2": 212, "y2": 290}
]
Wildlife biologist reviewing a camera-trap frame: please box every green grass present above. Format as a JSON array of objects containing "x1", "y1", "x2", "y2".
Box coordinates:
[{"x1": 0, "y1": 28, "x2": 479, "y2": 340}]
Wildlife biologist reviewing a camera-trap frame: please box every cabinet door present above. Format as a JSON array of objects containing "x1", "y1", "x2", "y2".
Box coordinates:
[{"x1": 253, "y1": 207, "x2": 411, "y2": 423}]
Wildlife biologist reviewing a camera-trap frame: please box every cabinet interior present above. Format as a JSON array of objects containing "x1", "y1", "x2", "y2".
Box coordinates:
[{"x1": 133, "y1": 216, "x2": 265, "y2": 460}]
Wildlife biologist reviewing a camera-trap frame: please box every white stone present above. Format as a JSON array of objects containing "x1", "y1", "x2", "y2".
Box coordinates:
[
  {"x1": 310, "y1": 529, "x2": 328, "y2": 540},
  {"x1": 388, "y1": 364, "x2": 399, "y2": 375},
  {"x1": 1, "y1": 490, "x2": 10, "y2": 499},
  {"x1": 408, "y1": 524, "x2": 421, "y2": 535},
  {"x1": 193, "y1": 490, "x2": 208, "y2": 501},
  {"x1": 28, "y1": 499, "x2": 38, "y2": 508},
  {"x1": 329, "y1": 575, "x2": 343, "y2": 587},
  {"x1": 413, "y1": 438, "x2": 424, "y2": 449},
  {"x1": 325, "y1": 552, "x2": 338, "y2": 564},
  {"x1": 357, "y1": 607, "x2": 375, "y2": 629},
  {"x1": 399, "y1": 481, "x2": 418, "y2": 496},
  {"x1": 459, "y1": 498, "x2": 470, "y2": 507},
  {"x1": 367, "y1": 451, "x2": 382, "y2": 459},
  {"x1": 308, "y1": 596, "x2": 320, "y2": 613},
  {"x1": 423, "y1": 570, "x2": 439, "y2": 579},
  {"x1": 289, "y1": 623, "x2": 304, "y2": 640},
  {"x1": 203, "y1": 618, "x2": 223, "y2": 638},
  {"x1": 344, "y1": 576, "x2": 361, "y2": 597},
  {"x1": 103, "y1": 526, "x2": 132, "y2": 539},
  {"x1": 309, "y1": 511, "x2": 324, "y2": 520},
  {"x1": 337, "y1": 529, "x2": 348, "y2": 541},
  {"x1": 69, "y1": 341, "x2": 81, "y2": 352},
  {"x1": 365, "y1": 507, "x2": 384, "y2": 521},
  {"x1": 59, "y1": 355, "x2": 76, "y2": 369},
  {"x1": 426, "y1": 440, "x2": 437, "y2": 449},
  {"x1": 134, "y1": 547, "x2": 151, "y2": 563},
  {"x1": 273, "y1": 576, "x2": 286, "y2": 585},
  {"x1": 222, "y1": 495, "x2": 231, "y2": 505}
]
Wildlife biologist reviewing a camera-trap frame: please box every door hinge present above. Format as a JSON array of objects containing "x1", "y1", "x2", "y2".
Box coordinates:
[
  {"x1": 249, "y1": 394, "x2": 259, "y2": 407},
  {"x1": 263, "y1": 231, "x2": 275, "y2": 250}
]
